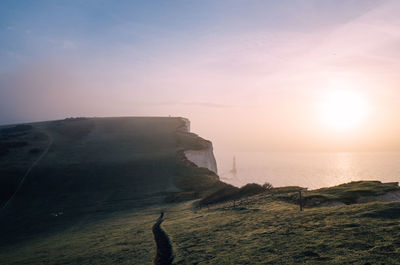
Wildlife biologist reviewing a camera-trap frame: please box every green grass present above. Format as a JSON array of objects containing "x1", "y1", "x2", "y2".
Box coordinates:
[
  {"x1": 273, "y1": 181, "x2": 400, "y2": 208},
  {"x1": 168, "y1": 199, "x2": 400, "y2": 264},
  {"x1": 1, "y1": 193, "x2": 399, "y2": 264},
  {"x1": 308, "y1": 181, "x2": 400, "y2": 203}
]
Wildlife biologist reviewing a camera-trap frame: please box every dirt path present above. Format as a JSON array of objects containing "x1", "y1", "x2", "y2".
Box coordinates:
[
  {"x1": 152, "y1": 212, "x2": 174, "y2": 265},
  {"x1": 1, "y1": 134, "x2": 54, "y2": 212}
]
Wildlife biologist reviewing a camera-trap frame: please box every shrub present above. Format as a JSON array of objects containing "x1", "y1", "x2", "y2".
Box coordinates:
[
  {"x1": 199, "y1": 183, "x2": 268, "y2": 206},
  {"x1": 238, "y1": 183, "x2": 266, "y2": 196},
  {"x1": 198, "y1": 185, "x2": 239, "y2": 206},
  {"x1": 262, "y1": 182, "x2": 273, "y2": 190}
]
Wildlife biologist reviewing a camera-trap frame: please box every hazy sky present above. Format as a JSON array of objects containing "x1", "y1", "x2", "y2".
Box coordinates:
[{"x1": 1, "y1": 0, "x2": 400, "y2": 151}]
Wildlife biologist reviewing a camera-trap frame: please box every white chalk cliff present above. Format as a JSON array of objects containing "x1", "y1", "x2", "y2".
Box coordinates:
[
  {"x1": 179, "y1": 117, "x2": 218, "y2": 174},
  {"x1": 184, "y1": 145, "x2": 218, "y2": 174}
]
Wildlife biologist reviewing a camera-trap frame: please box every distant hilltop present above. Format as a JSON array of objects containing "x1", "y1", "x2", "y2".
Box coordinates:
[{"x1": 0, "y1": 116, "x2": 224, "y2": 245}]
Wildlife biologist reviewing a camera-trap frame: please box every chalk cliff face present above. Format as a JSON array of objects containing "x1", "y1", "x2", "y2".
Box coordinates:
[
  {"x1": 184, "y1": 145, "x2": 218, "y2": 174},
  {"x1": 179, "y1": 117, "x2": 218, "y2": 174}
]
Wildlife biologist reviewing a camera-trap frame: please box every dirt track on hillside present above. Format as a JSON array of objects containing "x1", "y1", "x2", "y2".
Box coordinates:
[
  {"x1": 152, "y1": 213, "x2": 174, "y2": 265},
  {"x1": 1, "y1": 134, "x2": 53, "y2": 212}
]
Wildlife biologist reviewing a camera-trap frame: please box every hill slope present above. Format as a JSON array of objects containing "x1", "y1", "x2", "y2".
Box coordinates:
[
  {"x1": 2, "y1": 117, "x2": 399, "y2": 264},
  {"x1": 0, "y1": 117, "x2": 221, "y2": 245},
  {"x1": 1, "y1": 182, "x2": 399, "y2": 264}
]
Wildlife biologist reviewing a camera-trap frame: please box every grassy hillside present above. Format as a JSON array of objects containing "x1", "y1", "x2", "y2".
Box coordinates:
[
  {"x1": 295, "y1": 181, "x2": 399, "y2": 207},
  {"x1": 0, "y1": 183, "x2": 399, "y2": 264},
  {"x1": 1, "y1": 118, "x2": 399, "y2": 264},
  {"x1": 0, "y1": 117, "x2": 220, "y2": 246}
]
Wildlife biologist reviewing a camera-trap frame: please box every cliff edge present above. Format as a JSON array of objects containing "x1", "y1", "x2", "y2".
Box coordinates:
[
  {"x1": 170, "y1": 118, "x2": 222, "y2": 195},
  {"x1": 0, "y1": 117, "x2": 223, "y2": 245},
  {"x1": 176, "y1": 118, "x2": 218, "y2": 174}
]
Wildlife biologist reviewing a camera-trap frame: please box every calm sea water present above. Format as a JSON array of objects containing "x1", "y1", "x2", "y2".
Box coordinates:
[{"x1": 215, "y1": 151, "x2": 400, "y2": 189}]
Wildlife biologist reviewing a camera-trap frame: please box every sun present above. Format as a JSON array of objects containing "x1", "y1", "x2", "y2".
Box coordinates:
[{"x1": 318, "y1": 89, "x2": 368, "y2": 132}]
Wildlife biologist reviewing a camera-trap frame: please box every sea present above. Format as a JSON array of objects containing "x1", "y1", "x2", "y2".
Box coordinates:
[{"x1": 215, "y1": 151, "x2": 400, "y2": 190}]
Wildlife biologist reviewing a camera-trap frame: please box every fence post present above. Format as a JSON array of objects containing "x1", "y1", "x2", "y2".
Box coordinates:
[{"x1": 299, "y1": 190, "x2": 303, "y2": 211}]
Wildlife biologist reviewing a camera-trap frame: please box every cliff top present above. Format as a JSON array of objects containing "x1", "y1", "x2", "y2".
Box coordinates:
[{"x1": 0, "y1": 116, "x2": 221, "y2": 245}]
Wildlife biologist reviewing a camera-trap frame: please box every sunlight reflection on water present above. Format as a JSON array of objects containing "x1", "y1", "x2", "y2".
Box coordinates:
[{"x1": 215, "y1": 151, "x2": 400, "y2": 189}]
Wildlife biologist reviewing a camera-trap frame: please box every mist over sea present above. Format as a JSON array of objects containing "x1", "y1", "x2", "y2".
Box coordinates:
[{"x1": 215, "y1": 151, "x2": 400, "y2": 190}]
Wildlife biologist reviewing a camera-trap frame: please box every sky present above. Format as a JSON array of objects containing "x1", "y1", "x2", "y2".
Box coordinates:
[{"x1": 1, "y1": 0, "x2": 400, "y2": 152}]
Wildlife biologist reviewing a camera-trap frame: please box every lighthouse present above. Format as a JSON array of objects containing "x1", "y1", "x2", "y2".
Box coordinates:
[{"x1": 230, "y1": 156, "x2": 237, "y2": 177}]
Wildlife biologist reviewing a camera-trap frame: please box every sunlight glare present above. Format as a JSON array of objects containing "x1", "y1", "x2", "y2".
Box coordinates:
[{"x1": 318, "y1": 89, "x2": 368, "y2": 132}]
